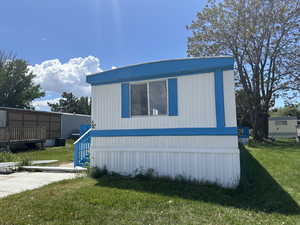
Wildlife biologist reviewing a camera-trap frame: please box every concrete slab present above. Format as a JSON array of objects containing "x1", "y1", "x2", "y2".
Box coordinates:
[
  {"x1": 0, "y1": 160, "x2": 58, "y2": 169},
  {"x1": 21, "y1": 166, "x2": 87, "y2": 173},
  {"x1": 0, "y1": 162, "x2": 18, "y2": 168},
  {"x1": 0, "y1": 172, "x2": 78, "y2": 198},
  {"x1": 31, "y1": 160, "x2": 58, "y2": 165}
]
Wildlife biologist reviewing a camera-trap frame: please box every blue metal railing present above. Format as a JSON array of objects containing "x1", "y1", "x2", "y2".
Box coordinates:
[{"x1": 74, "y1": 128, "x2": 92, "y2": 167}]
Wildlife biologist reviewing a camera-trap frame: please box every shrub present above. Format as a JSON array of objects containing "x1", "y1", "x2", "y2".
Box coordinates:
[{"x1": 88, "y1": 166, "x2": 108, "y2": 179}]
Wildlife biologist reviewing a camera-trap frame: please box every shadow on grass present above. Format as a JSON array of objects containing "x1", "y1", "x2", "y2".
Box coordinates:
[{"x1": 94, "y1": 145, "x2": 300, "y2": 215}]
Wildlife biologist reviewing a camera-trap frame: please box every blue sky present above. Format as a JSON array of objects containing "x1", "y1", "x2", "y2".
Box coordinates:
[
  {"x1": 0, "y1": 0, "x2": 205, "y2": 110},
  {"x1": 0, "y1": 0, "x2": 292, "y2": 110},
  {"x1": 1, "y1": 0, "x2": 202, "y2": 68}
]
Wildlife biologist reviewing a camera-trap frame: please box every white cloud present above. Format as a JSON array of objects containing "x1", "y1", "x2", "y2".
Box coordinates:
[
  {"x1": 29, "y1": 56, "x2": 102, "y2": 97},
  {"x1": 32, "y1": 98, "x2": 61, "y2": 111}
]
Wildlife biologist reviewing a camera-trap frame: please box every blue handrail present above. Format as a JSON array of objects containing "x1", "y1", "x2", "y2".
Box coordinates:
[{"x1": 74, "y1": 128, "x2": 92, "y2": 167}]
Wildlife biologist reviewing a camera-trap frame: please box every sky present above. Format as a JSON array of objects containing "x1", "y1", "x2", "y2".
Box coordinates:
[
  {"x1": 0, "y1": 0, "x2": 205, "y2": 111},
  {"x1": 0, "y1": 0, "x2": 291, "y2": 111}
]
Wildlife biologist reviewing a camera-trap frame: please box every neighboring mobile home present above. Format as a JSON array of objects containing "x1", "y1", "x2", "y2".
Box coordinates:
[
  {"x1": 0, "y1": 107, "x2": 90, "y2": 149},
  {"x1": 269, "y1": 116, "x2": 299, "y2": 138},
  {"x1": 82, "y1": 57, "x2": 240, "y2": 188}
]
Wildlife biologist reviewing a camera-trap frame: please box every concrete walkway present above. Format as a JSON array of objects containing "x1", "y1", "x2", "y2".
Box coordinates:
[{"x1": 0, "y1": 171, "x2": 78, "y2": 198}]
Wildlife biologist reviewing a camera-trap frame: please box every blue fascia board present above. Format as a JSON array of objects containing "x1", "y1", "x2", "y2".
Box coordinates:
[
  {"x1": 87, "y1": 57, "x2": 234, "y2": 86},
  {"x1": 89, "y1": 127, "x2": 237, "y2": 137}
]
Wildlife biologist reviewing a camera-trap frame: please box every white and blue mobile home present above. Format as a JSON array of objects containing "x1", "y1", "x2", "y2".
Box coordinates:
[{"x1": 83, "y1": 57, "x2": 240, "y2": 188}]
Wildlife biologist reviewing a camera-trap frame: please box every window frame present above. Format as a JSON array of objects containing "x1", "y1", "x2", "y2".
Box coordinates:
[{"x1": 129, "y1": 79, "x2": 169, "y2": 117}]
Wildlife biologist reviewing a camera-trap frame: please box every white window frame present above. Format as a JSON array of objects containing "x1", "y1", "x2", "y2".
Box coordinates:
[{"x1": 130, "y1": 79, "x2": 169, "y2": 117}]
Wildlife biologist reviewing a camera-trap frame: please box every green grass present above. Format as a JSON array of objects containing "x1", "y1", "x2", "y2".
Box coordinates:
[
  {"x1": 0, "y1": 140, "x2": 299, "y2": 225},
  {"x1": 14, "y1": 140, "x2": 74, "y2": 165}
]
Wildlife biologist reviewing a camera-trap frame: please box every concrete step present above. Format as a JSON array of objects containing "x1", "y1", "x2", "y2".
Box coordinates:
[
  {"x1": 31, "y1": 160, "x2": 59, "y2": 165},
  {"x1": 0, "y1": 160, "x2": 58, "y2": 169},
  {"x1": 20, "y1": 166, "x2": 87, "y2": 173}
]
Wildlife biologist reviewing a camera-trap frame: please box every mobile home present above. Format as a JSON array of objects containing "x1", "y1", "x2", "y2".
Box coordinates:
[
  {"x1": 79, "y1": 57, "x2": 240, "y2": 188},
  {"x1": 269, "y1": 116, "x2": 299, "y2": 138},
  {"x1": 0, "y1": 107, "x2": 90, "y2": 149}
]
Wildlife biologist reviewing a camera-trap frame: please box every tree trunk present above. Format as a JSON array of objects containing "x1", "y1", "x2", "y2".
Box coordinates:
[{"x1": 252, "y1": 110, "x2": 269, "y2": 141}]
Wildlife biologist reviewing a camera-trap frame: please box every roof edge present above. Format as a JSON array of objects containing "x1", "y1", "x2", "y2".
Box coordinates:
[{"x1": 87, "y1": 56, "x2": 234, "y2": 86}]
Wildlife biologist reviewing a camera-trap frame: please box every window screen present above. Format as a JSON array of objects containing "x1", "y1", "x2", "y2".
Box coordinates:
[
  {"x1": 149, "y1": 80, "x2": 167, "y2": 115},
  {"x1": 131, "y1": 83, "x2": 148, "y2": 116}
]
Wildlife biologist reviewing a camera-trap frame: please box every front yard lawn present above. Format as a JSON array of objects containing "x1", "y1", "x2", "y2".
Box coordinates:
[
  {"x1": 16, "y1": 140, "x2": 74, "y2": 165},
  {"x1": 0, "y1": 140, "x2": 299, "y2": 225}
]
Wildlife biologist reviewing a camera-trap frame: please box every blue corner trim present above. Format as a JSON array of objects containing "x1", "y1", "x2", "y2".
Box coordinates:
[
  {"x1": 168, "y1": 78, "x2": 178, "y2": 116},
  {"x1": 214, "y1": 70, "x2": 225, "y2": 128},
  {"x1": 90, "y1": 127, "x2": 237, "y2": 137},
  {"x1": 87, "y1": 57, "x2": 234, "y2": 85},
  {"x1": 121, "y1": 83, "x2": 130, "y2": 118}
]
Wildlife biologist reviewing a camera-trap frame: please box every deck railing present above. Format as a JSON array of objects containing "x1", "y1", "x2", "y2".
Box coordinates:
[
  {"x1": 74, "y1": 128, "x2": 92, "y2": 167},
  {"x1": 0, "y1": 127, "x2": 46, "y2": 143}
]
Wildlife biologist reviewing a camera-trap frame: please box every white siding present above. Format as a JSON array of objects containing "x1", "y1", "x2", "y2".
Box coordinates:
[
  {"x1": 90, "y1": 70, "x2": 240, "y2": 188},
  {"x1": 91, "y1": 136, "x2": 240, "y2": 188},
  {"x1": 269, "y1": 119, "x2": 298, "y2": 138},
  {"x1": 223, "y1": 70, "x2": 237, "y2": 127},
  {"x1": 92, "y1": 73, "x2": 217, "y2": 129}
]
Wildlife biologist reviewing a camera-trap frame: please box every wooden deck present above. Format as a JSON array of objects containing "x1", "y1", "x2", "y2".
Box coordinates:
[{"x1": 0, "y1": 127, "x2": 46, "y2": 144}]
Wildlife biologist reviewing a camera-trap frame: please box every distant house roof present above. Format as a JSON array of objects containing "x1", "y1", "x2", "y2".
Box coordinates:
[
  {"x1": 269, "y1": 116, "x2": 298, "y2": 121},
  {"x1": 86, "y1": 56, "x2": 234, "y2": 86},
  {"x1": 0, "y1": 107, "x2": 90, "y2": 117}
]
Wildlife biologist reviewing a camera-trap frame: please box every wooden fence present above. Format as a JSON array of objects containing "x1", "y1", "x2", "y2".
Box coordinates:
[{"x1": 0, "y1": 127, "x2": 46, "y2": 143}]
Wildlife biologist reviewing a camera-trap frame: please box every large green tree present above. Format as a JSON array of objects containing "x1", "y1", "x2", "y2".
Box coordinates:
[
  {"x1": 187, "y1": 0, "x2": 300, "y2": 140},
  {"x1": 0, "y1": 51, "x2": 44, "y2": 109},
  {"x1": 48, "y1": 92, "x2": 91, "y2": 115}
]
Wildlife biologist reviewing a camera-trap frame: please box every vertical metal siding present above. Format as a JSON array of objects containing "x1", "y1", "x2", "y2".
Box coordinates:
[
  {"x1": 90, "y1": 70, "x2": 240, "y2": 188},
  {"x1": 92, "y1": 72, "x2": 216, "y2": 129},
  {"x1": 223, "y1": 70, "x2": 237, "y2": 127},
  {"x1": 91, "y1": 145, "x2": 240, "y2": 188},
  {"x1": 90, "y1": 136, "x2": 240, "y2": 188}
]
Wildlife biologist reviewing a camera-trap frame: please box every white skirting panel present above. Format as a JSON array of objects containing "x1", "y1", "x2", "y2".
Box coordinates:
[{"x1": 90, "y1": 136, "x2": 240, "y2": 188}]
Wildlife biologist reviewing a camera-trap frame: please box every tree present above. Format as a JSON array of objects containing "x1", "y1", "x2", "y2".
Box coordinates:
[
  {"x1": 270, "y1": 103, "x2": 300, "y2": 118},
  {"x1": 0, "y1": 51, "x2": 44, "y2": 109},
  {"x1": 187, "y1": 0, "x2": 300, "y2": 140},
  {"x1": 48, "y1": 92, "x2": 91, "y2": 115},
  {"x1": 236, "y1": 89, "x2": 252, "y2": 127}
]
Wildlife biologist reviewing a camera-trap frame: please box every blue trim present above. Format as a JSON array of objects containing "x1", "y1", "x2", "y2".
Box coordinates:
[
  {"x1": 90, "y1": 127, "x2": 237, "y2": 137},
  {"x1": 80, "y1": 124, "x2": 91, "y2": 136},
  {"x1": 168, "y1": 78, "x2": 178, "y2": 116},
  {"x1": 87, "y1": 57, "x2": 234, "y2": 86},
  {"x1": 121, "y1": 83, "x2": 130, "y2": 118},
  {"x1": 214, "y1": 70, "x2": 225, "y2": 128},
  {"x1": 238, "y1": 126, "x2": 250, "y2": 138}
]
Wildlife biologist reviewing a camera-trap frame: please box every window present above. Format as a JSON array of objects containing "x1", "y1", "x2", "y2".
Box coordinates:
[
  {"x1": 130, "y1": 80, "x2": 168, "y2": 116},
  {"x1": 275, "y1": 120, "x2": 287, "y2": 126},
  {"x1": 131, "y1": 83, "x2": 148, "y2": 116}
]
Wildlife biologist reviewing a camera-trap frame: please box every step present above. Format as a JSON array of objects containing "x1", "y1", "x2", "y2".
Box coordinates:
[
  {"x1": 0, "y1": 160, "x2": 58, "y2": 169},
  {"x1": 20, "y1": 166, "x2": 87, "y2": 173},
  {"x1": 31, "y1": 160, "x2": 59, "y2": 165}
]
